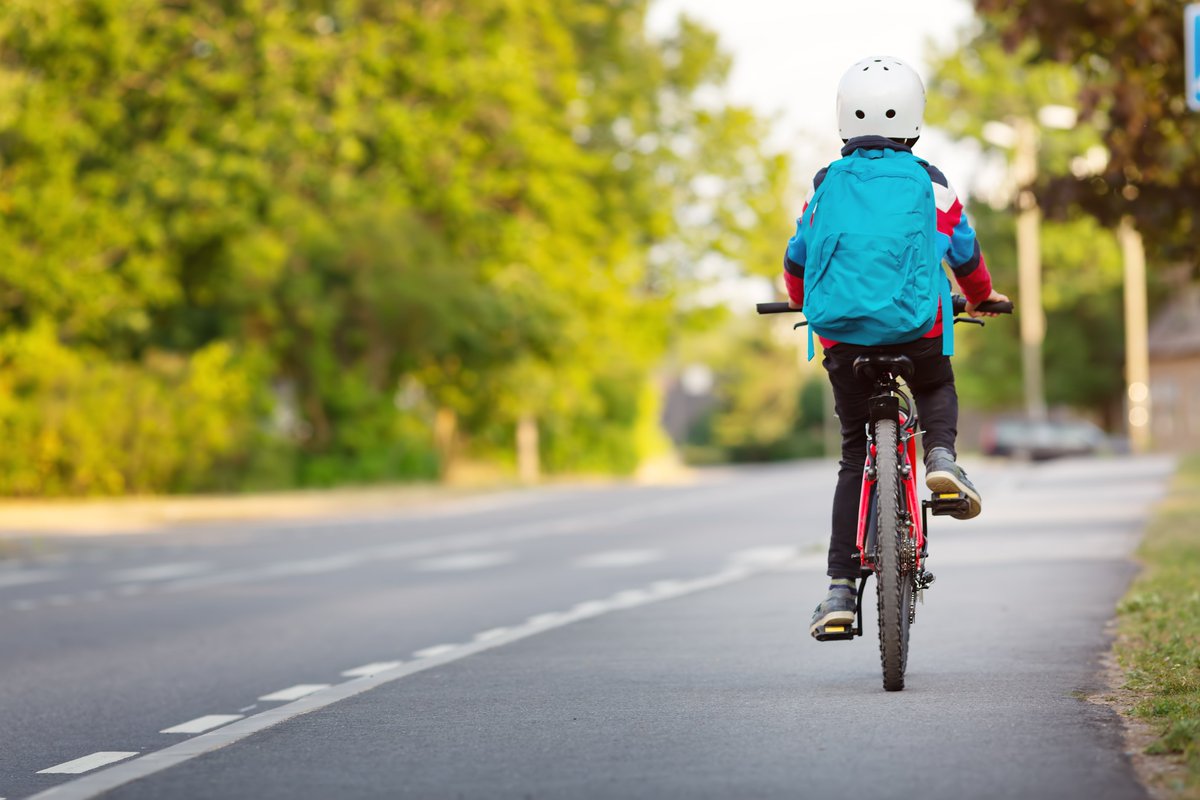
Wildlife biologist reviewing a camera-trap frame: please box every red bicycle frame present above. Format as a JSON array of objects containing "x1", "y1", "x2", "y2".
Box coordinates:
[{"x1": 854, "y1": 409, "x2": 925, "y2": 572}]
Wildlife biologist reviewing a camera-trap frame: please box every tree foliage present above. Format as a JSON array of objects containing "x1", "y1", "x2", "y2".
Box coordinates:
[
  {"x1": 924, "y1": 7, "x2": 1190, "y2": 422},
  {"x1": 0, "y1": 0, "x2": 787, "y2": 495},
  {"x1": 970, "y1": 0, "x2": 1200, "y2": 265}
]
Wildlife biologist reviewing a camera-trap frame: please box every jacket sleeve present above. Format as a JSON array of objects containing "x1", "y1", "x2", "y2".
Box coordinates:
[
  {"x1": 781, "y1": 168, "x2": 827, "y2": 307},
  {"x1": 783, "y1": 217, "x2": 807, "y2": 306},
  {"x1": 932, "y1": 176, "x2": 993, "y2": 305}
]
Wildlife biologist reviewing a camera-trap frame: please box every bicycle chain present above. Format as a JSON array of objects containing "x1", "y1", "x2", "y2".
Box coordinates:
[{"x1": 900, "y1": 512, "x2": 919, "y2": 625}]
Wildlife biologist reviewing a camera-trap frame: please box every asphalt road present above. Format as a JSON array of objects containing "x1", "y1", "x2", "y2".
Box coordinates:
[{"x1": 0, "y1": 456, "x2": 1174, "y2": 800}]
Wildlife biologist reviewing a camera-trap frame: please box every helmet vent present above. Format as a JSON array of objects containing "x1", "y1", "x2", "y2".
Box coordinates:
[
  {"x1": 886, "y1": 109, "x2": 896, "y2": 118},
  {"x1": 855, "y1": 110, "x2": 865, "y2": 119}
]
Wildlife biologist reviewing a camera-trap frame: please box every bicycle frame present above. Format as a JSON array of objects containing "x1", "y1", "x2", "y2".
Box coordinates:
[
  {"x1": 855, "y1": 383, "x2": 925, "y2": 574},
  {"x1": 754, "y1": 295, "x2": 1011, "y2": 683}
]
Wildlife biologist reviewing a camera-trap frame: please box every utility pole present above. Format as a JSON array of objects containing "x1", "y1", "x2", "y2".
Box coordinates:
[
  {"x1": 1012, "y1": 116, "x2": 1048, "y2": 422},
  {"x1": 1117, "y1": 217, "x2": 1152, "y2": 453}
]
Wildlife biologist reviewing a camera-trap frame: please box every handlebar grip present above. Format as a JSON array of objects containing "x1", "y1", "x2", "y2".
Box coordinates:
[
  {"x1": 972, "y1": 300, "x2": 1013, "y2": 314},
  {"x1": 756, "y1": 302, "x2": 798, "y2": 314},
  {"x1": 950, "y1": 294, "x2": 1013, "y2": 315}
]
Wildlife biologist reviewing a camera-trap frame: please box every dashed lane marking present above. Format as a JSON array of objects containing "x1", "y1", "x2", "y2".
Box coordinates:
[
  {"x1": 730, "y1": 546, "x2": 804, "y2": 566},
  {"x1": 258, "y1": 684, "x2": 330, "y2": 702},
  {"x1": 156, "y1": 480, "x2": 795, "y2": 595},
  {"x1": 472, "y1": 627, "x2": 510, "y2": 642},
  {"x1": 413, "y1": 644, "x2": 459, "y2": 659},
  {"x1": 410, "y1": 552, "x2": 514, "y2": 572},
  {"x1": 160, "y1": 715, "x2": 244, "y2": 735},
  {"x1": 0, "y1": 570, "x2": 61, "y2": 590},
  {"x1": 572, "y1": 549, "x2": 663, "y2": 568},
  {"x1": 108, "y1": 562, "x2": 211, "y2": 583},
  {"x1": 341, "y1": 662, "x2": 403, "y2": 678},
  {"x1": 37, "y1": 752, "x2": 139, "y2": 775},
  {"x1": 25, "y1": 546, "x2": 817, "y2": 800}
]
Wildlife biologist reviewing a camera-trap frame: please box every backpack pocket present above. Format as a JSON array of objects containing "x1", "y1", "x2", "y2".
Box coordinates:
[{"x1": 805, "y1": 231, "x2": 931, "y2": 343}]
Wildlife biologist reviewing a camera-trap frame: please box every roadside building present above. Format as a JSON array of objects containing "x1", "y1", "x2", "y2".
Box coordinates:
[{"x1": 1148, "y1": 285, "x2": 1200, "y2": 451}]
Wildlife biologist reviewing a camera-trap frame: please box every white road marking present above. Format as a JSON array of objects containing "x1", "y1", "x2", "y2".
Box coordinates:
[
  {"x1": 570, "y1": 600, "x2": 609, "y2": 616},
  {"x1": 157, "y1": 479, "x2": 796, "y2": 595},
  {"x1": 0, "y1": 570, "x2": 61, "y2": 590},
  {"x1": 411, "y1": 552, "x2": 514, "y2": 572},
  {"x1": 413, "y1": 644, "x2": 459, "y2": 659},
  {"x1": 611, "y1": 589, "x2": 651, "y2": 606},
  {"x1": 237, "y1": 705, "x2": 257, "y2": 713},
  {"x1": 160, "y1": 715, "x2": 244, "y2": 735},
  {"x1": 37, "y1": 752, "x2": 138, "y2": 774},
  {"x1": 108, "y1": 562, "x2": 210, "y2": 583},
  {"x1": 573, "y1": 549, "x2": 663, "y2": 568},
  {"x1": 24, "y1": 548, "x2": 805, "y2": 800},
  {"x1": 473, "y1": 627, "x2": 510, "y2": 642},
  {"x1": 341, "y1": 662, "x2": 402, "y2": 678},
  {"x1": 730, "y1": 546, "x2": 801, "y2": 566},
  {"x1": 258, "y1": 684, "x2": 330, "y2": 702},
  {"x1": 262, "y1": 554, "x2": 362, "y2": 578}
]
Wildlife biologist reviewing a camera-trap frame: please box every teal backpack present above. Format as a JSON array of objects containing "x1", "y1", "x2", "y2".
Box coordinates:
[{"x1": 800, "y1": 147, "x2": 952, "y2": 360}]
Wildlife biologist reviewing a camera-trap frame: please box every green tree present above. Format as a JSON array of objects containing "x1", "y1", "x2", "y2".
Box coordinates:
[
  {"x1": 967, "y1": 0, "x2": 1199, "y2": 266},
  {"x1": 926, "y1": 33, "x2": 1130, "y2": 420},
  {"x1": 0, "y1": 0, "x2": 790, "y2": 494}
]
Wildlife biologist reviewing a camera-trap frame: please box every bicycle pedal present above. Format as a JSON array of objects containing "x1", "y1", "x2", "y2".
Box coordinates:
[
  {"x1": 926, "y1": 492, "x2": 970, "y2": 517},
  {"x1": 813, "y1": 623, "x2": 858, "y2": 642}
]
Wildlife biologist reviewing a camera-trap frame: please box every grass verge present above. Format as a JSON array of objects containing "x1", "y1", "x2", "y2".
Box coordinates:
[{"x1": 1116, "y1": 454, "x2": 1200, "y2": 798}]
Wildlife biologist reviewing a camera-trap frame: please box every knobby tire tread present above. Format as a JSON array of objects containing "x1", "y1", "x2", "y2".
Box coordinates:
[{"x1": 874, "y1": 418, "x2": 908, "y2": 691}]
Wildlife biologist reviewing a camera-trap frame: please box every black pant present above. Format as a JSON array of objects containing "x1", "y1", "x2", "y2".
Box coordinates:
[{"x1": 821, "y1": 337, "x2": 958, "y2": 579}]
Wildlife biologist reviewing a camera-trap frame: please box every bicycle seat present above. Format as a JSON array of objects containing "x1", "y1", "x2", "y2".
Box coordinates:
[{"x1": 852, "y1": 354, "x2": 915, "y2": 383}]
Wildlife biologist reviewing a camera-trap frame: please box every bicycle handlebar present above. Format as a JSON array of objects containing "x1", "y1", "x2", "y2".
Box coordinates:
[
  {"x1": 755, "y1": 302, "x2": 796, "y2": 314},
  {"x1": 950, "y1": 295, "x2": 1013, "y2": 315},
  {"x1": 756, "y1": 295, "x2": 1013, "y2": 316}
]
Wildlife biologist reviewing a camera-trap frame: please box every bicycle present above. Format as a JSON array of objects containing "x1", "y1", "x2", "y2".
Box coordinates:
[{"x1": 757, "y1": 294, "x2": 1012, "y2": 691}]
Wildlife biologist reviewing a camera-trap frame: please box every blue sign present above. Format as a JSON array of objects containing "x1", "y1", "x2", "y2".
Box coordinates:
[{"x1": 1189, "y1": 4, "x2": 1200, "y2": 111}]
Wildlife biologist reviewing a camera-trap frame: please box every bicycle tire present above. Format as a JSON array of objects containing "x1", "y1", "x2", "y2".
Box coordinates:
[{"x1": 874, "y1": 418, "x2": 911, "y2": 691}]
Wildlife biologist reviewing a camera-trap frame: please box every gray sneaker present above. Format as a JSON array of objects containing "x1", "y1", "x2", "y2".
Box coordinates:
[
  {"x1": 924, "y1": 447, "x2": 982, "y2": 519},
  {"x1": 809, "y1": 582, "x2": 857, "y2": 639}
]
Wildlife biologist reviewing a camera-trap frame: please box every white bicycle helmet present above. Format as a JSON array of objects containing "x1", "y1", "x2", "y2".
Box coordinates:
[{"x1": 836, "y1": 56, "x2": 926, "y2": 141}]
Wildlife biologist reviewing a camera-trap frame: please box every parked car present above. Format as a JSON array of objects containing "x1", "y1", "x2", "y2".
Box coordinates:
[{"x1": 980, "y1": 417, "x2": 1110, "y2": 461}]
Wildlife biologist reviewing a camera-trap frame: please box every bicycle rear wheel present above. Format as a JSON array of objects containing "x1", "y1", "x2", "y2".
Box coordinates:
[{"x1": 874, "y1": 418, "x2": 911, "y2": 691}]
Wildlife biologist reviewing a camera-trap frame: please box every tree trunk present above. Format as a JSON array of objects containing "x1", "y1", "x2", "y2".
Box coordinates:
[{"x1": 516, "y1": 414, "x2": 540, "y2": 484}]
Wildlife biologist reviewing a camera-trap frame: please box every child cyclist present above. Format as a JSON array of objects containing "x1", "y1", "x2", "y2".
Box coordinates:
[{"x1": 782, "y1": 57, "x2": 1010, "y2": 640}]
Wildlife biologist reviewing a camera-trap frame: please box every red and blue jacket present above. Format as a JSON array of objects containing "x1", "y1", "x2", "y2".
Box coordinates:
[{"x1": 783, "y1": 136, "x2": 993, "y2": 349}]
